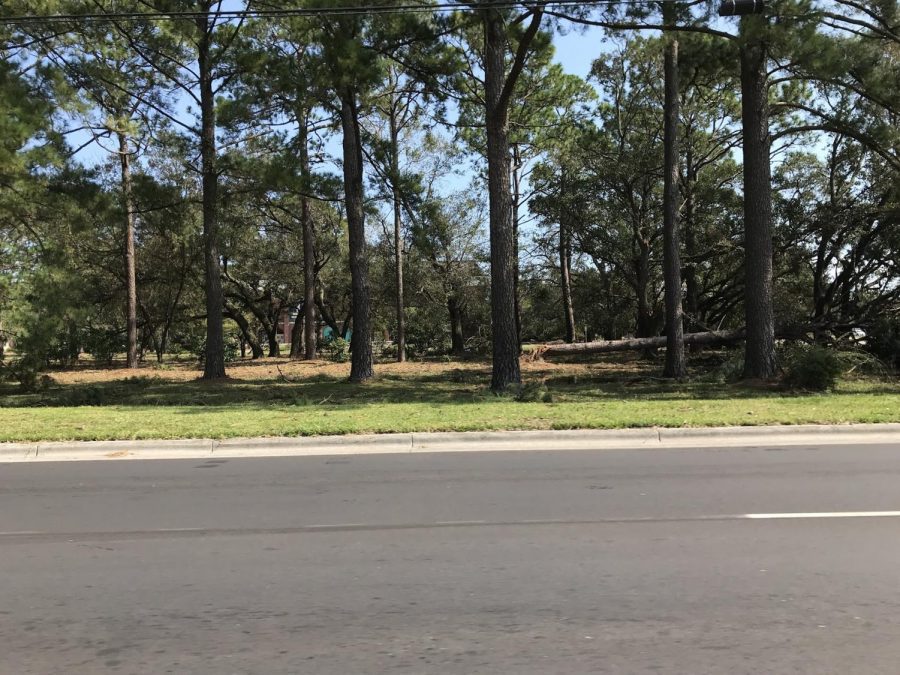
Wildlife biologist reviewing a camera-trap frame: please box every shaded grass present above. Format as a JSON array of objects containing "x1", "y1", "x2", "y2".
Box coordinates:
[{"x1": 0, "y1": 355, "x2": 898, "y2": 442}]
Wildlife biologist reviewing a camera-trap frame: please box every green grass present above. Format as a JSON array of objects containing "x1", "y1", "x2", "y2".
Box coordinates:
[{"x1": 1, "y1": 357, "x2": 899, "y2": 442}]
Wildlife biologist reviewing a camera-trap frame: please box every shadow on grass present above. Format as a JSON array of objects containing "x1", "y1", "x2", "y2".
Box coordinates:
[
  {"x1": 0, "y1": 374, "x2": 487, "y2": 409},
  {"x1": 3, "y1": 366, "x2": 896, "y2": 411}
]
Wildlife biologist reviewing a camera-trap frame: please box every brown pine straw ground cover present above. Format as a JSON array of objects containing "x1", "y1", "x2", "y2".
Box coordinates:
[{"x1": 1, "y1": 352, "x2": 898, "y2": 442}]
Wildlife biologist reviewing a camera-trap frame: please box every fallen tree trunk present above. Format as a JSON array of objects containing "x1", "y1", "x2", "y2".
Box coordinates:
[{"x1": 528, "y1": 330, "x2": 746, "y2": 360}]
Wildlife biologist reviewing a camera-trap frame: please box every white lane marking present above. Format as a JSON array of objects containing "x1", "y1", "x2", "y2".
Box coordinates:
[
  {"x1": 745, "y1": 511, "x2": 900, "y2": 519},
  {"x1": 305, "y1": 523, "x2": 366, "y2": 529},
  {"x1": 5, "y1": 512, "x2": 900, "y2": 539}
]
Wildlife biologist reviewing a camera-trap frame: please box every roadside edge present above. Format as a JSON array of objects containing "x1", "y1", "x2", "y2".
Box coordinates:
[{"x1": 1, "y1": 423, "x2": 898, "y2": 462}]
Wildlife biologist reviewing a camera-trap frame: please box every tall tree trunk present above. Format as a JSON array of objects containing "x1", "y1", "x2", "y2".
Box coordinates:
[
  {"x1": 267, "y1": 324, "x2": 280, "y2": 357},
  {"x1": 683, "y1": 148, "x2": 699, "y2": 334},
  {"x1": 340, "y1": 91, "x2": 374, "y2": 382},
  {"x1": 299, "y1": 113, "x2": 317, "y2": 360},
  {"x1": 289, "y1": 304, "x2": 303, "y2": 359},
  {"x1": 118, "y1": 131, "x2": 139, "y2": 369},
  {"x1": 662, "y1": 12, "x2": 686, "y2": 378},
  {"x1": 559, "y1": 169, "x2": 576, "y2": 344},
  {"x1": 635, "y1": 247, "x2": 654, "y2": 339},
  {"x1": 484, "y1": 7, "x2": 522, "y2": 391},
  {"x1": 389, "y1": 104, "x2": 406, "y2": 362},
  {"x1": 154, "y1": 304, "x2": 171, "y2": 363},
  {"x1": 511, "y1": 143, "x2": 522, "y2": 348},
  {"x1": 66, "y1": 320, "x2": 79, "y2": 365},
  {"x1": 448, "y1": 295, "x2": 466, "y2": 356},
  {"x1": 739, "y1": 16, "x2": 776, "y2": 379},
  {"x1": 198, "y1": 16, "x2": 226, "y2": 379},
  {"x1": 637, "y1": 289, "x2": 654, "y2": 339},
  {"x1": 226, "y1": 306, "x2": 263, "y2": 359}
]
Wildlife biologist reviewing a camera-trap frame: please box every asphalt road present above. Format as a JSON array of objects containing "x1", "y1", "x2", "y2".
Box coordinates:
[{"x1": 3, "y1": 443, "x2": 900, "y2": 674}]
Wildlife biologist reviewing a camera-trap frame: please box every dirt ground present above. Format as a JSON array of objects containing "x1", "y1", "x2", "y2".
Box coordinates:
[{"x1": 48, "y1": 355, "x2": 654, "y2": 386}]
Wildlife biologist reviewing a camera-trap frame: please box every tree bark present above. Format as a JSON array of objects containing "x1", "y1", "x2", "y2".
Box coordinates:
[
  {"x1": 739, "y1": 16, "x2": 777, "y2": 379},
  {"x1": 389, "y1": 103, "x2": 406, "y2": 362},
  {"x1": 226, "y1": 307, "x2": 263, "y2": 359},
  {"x1": 683, "y1": 147, "x2": 699, "y2": 334},
  {"x1": 483, "y1": 6, "x2": 524, "y2": 391},
  {"x1": 662, "y1": 11, "x2": 686, "y2": 378},
  {"x1": 299, "y1": 112, "x2": 317, "y2": 360},
  {"x1": 198, "y1": 13, "x2": 226, "y2": 379},
  {"x1": 559, "y1": 170, "x2": 576, "y2": 344},
  {"x1": 118, "y1": 131, "x2": 139, "y2": 369},
  {"x1": 266, "y1": 324, "x2": 280, "y2": 357},
  {"x1": 290, "y1": 303, "x2": 303, "y2": 359},
  {"x1": 448, "y1": 295, "x2": 466, "y2": 356},
  {"x1": 635, "y1": 247, "x2": 654, "y2": 339},
  {"x1": 340, "y1": 91, "x2": 374, "y2": 382},
  {"x1": 511, "y1": 143, "x2": 522, "y2": 348}
]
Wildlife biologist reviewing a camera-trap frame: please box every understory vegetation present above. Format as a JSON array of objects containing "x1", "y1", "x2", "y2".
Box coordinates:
[{"x1": 1, "y1": 352, "x2": 897, "y2": 442}]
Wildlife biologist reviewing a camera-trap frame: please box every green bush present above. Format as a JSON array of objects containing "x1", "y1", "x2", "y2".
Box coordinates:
[
  {"x1": 172, "y1": 327, "x2": 206, "y2": 360},
  {"x1": 122, "y1": 375, "x2": 162, "y2": 387},
  {"x1": 783, "y1": 346, "x2": 845, "y2": 391},
  {"x1": 0, "y1": 356, "x2": 51, "y2": 392},
  {"x1": 223, "y1": 335, "x2": 241, "y2": 363},
  {"x1": 59, "y1": 385, "x2": 106, "y2": 406},
  {"x1": 866, "y1": 318, "x2": 900, "y2": 371},
  {"x1": 696, "y1": 352, "x2": 745, "y2": 384},
  {"x1": 379, "y1": 341, "x2": 398, "y2": 360},
  {"x1": 514, "y1": 381, "x2": 553, "y2": 403},
  {"x1": 325, "y1": 337, "x2": 350, "y2": 363},
  {"x1": 405, "y1": 311, "x2": 451, "y2": 357},
  {"x1": 464, "y1": 333, "x2": 491, "y2": 357},
  {"x1": 192, "y1": 335, "x2": 241, "y2": 364},
  {"x1": 834, "y1": 349, "x2": 890, "y2": 377},
  {"x1": 81, "y1": 328, "x2": 123, "y2": 364}
]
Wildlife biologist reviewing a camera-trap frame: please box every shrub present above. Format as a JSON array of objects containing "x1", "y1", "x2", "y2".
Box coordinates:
[
  {"x1": 324, "y1": 337, "x2": 350, "y2": 363},
  {"x1": 405, "y1": 313, "x2": 451, "y2": 357},
  {"x1": 834, "y1": 349, "x2": 890, "y2": 377},
  {"x1": 783, "y1": 346, "x2": 844, "y2": 391},
  {"x1": 696, "y1": 352, "x2": 744, "y2": 384},
  {"x1": 122, "y1": 375, "x2": 161, "y2": 387},
  {"x1": 171, "y1": 326, "x2": 206, "y2": 360},
  {"x1": 192, "y1": 335, "x2": 241, "y2": 364},
  {"x1": 380, "y1": 341, "x2": 398, "y2": 360},
  {"x1": 514, "y1": 381, "x2": 553, "y2": 403},
  {"x1": 60, "y1": 385, "x2": 105, "y2": 406},
  {"x1": 81, "y1": 328, "x2": 123, "y2": 364},
  {"x1": 223, "y1": 335, "x2": 241, "y2": 363},
  {"x1": 464, "y1": 333, "x2": 491, "y2": 357},
  {"x1": 0, "y1": 356, "x2": 51, "y2": 392},
  {"x1": 866, "y1": 318, "x2": 900, "y2": 371}
]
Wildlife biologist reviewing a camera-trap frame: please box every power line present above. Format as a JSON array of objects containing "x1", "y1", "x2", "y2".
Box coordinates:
[{"x1": 0, "y1": 1, "x2": 640, "y2": 25}]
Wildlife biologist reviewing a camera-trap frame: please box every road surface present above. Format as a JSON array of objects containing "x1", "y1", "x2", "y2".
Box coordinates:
[{"x1": 3, "y1": 443, "x2": 900, "y2": 674}]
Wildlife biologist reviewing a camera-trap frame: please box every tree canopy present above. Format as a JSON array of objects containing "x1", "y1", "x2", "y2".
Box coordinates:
[{"x1": 1, "y1": 0, "x2": 898, "y2": 385}]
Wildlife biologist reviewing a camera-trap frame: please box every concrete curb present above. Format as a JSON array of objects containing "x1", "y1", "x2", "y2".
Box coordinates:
[
  {"x1": 214, "y1": 434, "x2": 413, "y2": 456},
  {"x1": 1, "y1": 424, "x2": 899, "y2": 463},
  {"x1": 0, "y1": 443, "x2": 37, "y2": 460}
]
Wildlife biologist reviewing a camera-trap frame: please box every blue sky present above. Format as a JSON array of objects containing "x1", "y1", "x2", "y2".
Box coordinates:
[
  {"x1": 69, "y1": 22, "x2": 607, "y2": 170},
  {"x1": 553, "y1": 24, "x2": 605, "y2": 79}
]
